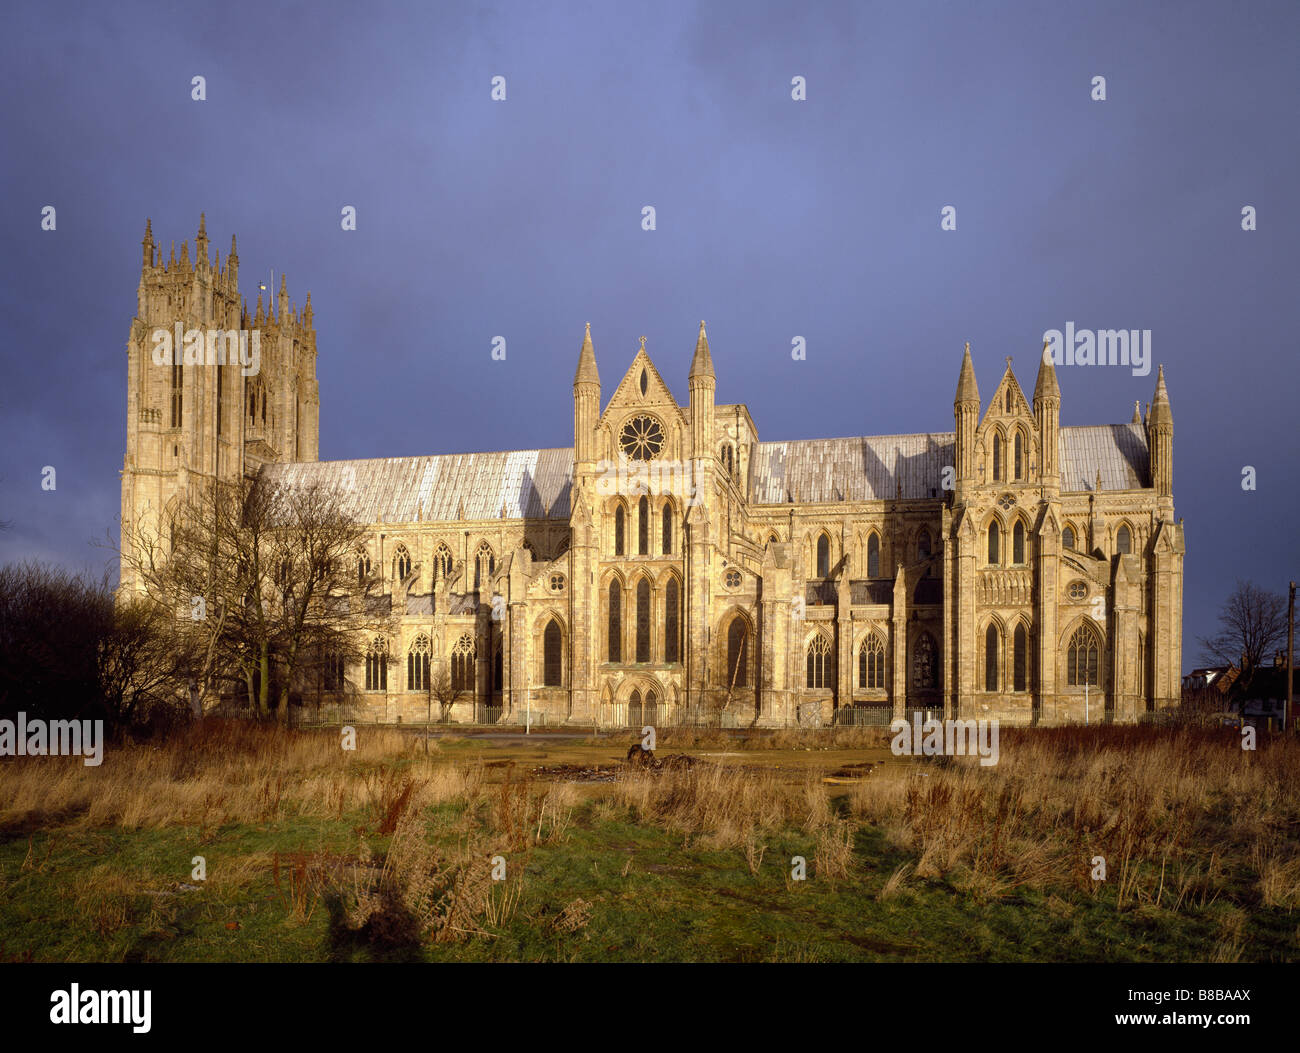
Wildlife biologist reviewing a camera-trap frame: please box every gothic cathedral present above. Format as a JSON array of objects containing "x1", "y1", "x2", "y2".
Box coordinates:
[{"x1": 121, "y1": 219, "x2": 1185, "y2": 726}]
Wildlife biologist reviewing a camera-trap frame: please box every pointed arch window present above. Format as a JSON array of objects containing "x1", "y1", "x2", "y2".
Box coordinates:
[
  {"x1": 992, "y1": 433, "x2": 1002, "y2": 481},
  {"x1": 1006, "y1": 389, "x2": 1013, "y2": 413},
  {"x1": 726, "y1": 619, "x2": 748, "y2": 688},
  {"x1": 635, "y1": 578, "x2": 651, "y2": 662},
  {"x1": 1013, "y1": 624, "x2": 1028, "y2": 692},
  {"x1": 1013, "y1": 520, "x2": 1026, "y2": 564},
  {"x1": 614, "y1": 506, "x2": 625, "y2": 556},
  {"x1": 984, "y1": 624, "x2": 999, "y2": 691},
  {"x1": 407, "y1": 634, "x2": 430, "y2": 691},
  {"x1": 473, "y1": 541, "x2": 494, "y2": 589},
  {"x1": 1062, "y1": 525, "x2": 1076, "y2": 551},
  {"x1": 394, "y1": 546, "x2": 411, "y2": 581},
  {"x1": 607, "y1": 580, "x2": 622, "y2": 663},
  {"x1": 859, "y1": 635, "x2": 886, "y2": 689},
  {"x1": 664, "y1": 578, "x2": 680, "y2": 663},
  {"x1": 171, "y1": 356, "x2": 183, "y2": 427},
  {"x1": 917, "y1": 529, "x2": 931, "y2": 561},
  {"x1": 987, "y1": 521, "x2": 1001, "y2": 565},
  {"x1": 1116, "y1": 525, "x2": 1132, "y2": 554},
  {"x1": 816, "y1": 533, "x2": 830, "y2": 578},
  {"x1": 806, "y1": 634, "x2": 831, "y2": 689},
  {"x1": 356, "y1": 550, "x2": 371, "y2": 585},
  {"x1": 661, "y1": 504, "x2": 672, "y2": 555},
  {"x1": 1014, "y1": 431, "x2": 1024, "y2": 480},
  {"x1": 433, "y1": 543, "x2": 452, "y2": 583},
  {"x1": 867, "y1": 533, "x2": 880, "y2": 578},
  {"x1": 365, "y1": 637, "x2": 388, "y2": 692},
  {"x1": 1067, "y1": 625, "x2": 1100, "y2": 686},
  {"x1": 452, "y1": 633, "x2": 476, "y2": 693},
  {"x1": 638, "y1": 496, "x2": 649, "y2": 556},
  {"x1": 543, "y1": 619, "x2": 562, "y2": 687}
]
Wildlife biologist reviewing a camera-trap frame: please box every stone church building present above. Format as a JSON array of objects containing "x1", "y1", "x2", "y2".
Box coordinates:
[{"x1": 120, "y1": 219, "x2": 1184, "y2": 727}]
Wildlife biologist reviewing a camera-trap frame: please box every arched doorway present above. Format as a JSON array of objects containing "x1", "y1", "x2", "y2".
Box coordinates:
[{"x1": 627, "y1": 687, "x2": 659, "y2": 729}]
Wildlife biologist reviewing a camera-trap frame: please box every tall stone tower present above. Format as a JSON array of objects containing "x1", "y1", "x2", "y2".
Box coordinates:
[{"x1": 119, "y1": 216, "x2": 319, "y2": 591}]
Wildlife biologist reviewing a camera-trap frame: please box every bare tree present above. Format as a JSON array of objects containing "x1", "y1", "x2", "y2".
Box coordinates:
[
  {"x1": 97, "y1": 597, "x2": 186, "y2": 728},
  {"x1": 1198, "y1": 580, "x2": 1293, "y2": 675},
  {"x1": 428, "y1": 664, "x2": 465, "y2": 724},
  {"x1": 118, "y1": 476, "x2": 386, "y2": 721}
]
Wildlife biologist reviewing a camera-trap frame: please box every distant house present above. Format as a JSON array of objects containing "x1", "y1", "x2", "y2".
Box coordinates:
[
  {"x1": 1181, "y1": 665, "x2": 1238, "y2": 712},
  {"x1": 1230, "y1": 654, "x2": 1298, "y2": 727}
]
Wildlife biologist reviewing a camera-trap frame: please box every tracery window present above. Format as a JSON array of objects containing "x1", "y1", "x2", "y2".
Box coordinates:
[
  {"x1": 859, "y1": 635, "x2": 886, "y2": 689},
  {"x1": 806, "y1": 634, "x2": 831, "y2": 689},
  {"x1": 407, "y1": 635, "x2": 430, "y2": 691},
  {"x1": 451, "y1": 633, "x2": 476, "y2": 693},
  {"x1": 1067, "y1": 625, "x2": 1100, "y2": 687},
  {"x1": 365, "y1": 636, "x2": 388, "y2": 692}
]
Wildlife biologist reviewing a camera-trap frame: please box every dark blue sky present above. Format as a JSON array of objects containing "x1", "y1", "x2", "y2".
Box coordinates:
[{"x1": 1, "y1": 0, "x2": 1296, "y2": 662}]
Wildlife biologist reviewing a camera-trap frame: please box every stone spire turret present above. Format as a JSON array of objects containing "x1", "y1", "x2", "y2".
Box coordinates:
[
  {"x1": 574, "y1": 321, "x2": 599, "y2": 386},
  {"x1": 1033, "y1": 340, "x2": 1060, "y2": 493},
  {"x1": 573, "y1": 323, "x2": 600, "y2": 467},
  {"x1": 688, "y1": 320, "x2": 715, "y2": 381},
  {"x1": 689, "y1": 321, "x2": 715, "y2": 460},
  {"x1": 1149, "y1": 365, "x2": 1173, "y2": 502},
  {"x1": 196, "y1": 212, "x2": 208, "y2": 267},
  {"x1": 954, "y1": 342, "x2": 980, "y2": 498}
]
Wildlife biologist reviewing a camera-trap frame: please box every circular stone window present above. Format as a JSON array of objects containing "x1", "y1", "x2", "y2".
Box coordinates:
[
  {"x1": 724, "y1": 569, "x2": 741, "y2": 589},
  {"x1": 549, "y1": 574, "x2": 565, "y2": 593},
  {"x1": 619, "y1": 415, "x2": 664, "y2": 461},
  {"x1": 997, "y1": 493, "x2": 1016, "y2": 511},
  {"x1": 1067, "y1": 580, "x2": 1087, "y2": 601}
]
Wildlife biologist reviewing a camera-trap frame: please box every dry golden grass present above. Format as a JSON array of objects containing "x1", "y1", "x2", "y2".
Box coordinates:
[
  {"x1": 3, "y1": 719, "x2": 1297, "y2": 933},
  {"x1": 0, "y1": 721, "x2": 453, "y2": 833}
]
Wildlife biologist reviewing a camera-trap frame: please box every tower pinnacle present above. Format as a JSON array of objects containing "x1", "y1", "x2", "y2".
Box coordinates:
[{"x1": 689, "y1": 320, "x2": 714, "y2": 381}]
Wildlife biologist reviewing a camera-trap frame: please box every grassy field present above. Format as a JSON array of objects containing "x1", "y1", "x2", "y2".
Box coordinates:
[{"x1": 0, "y1": 722, "x2": 1297, "y2": 962}]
